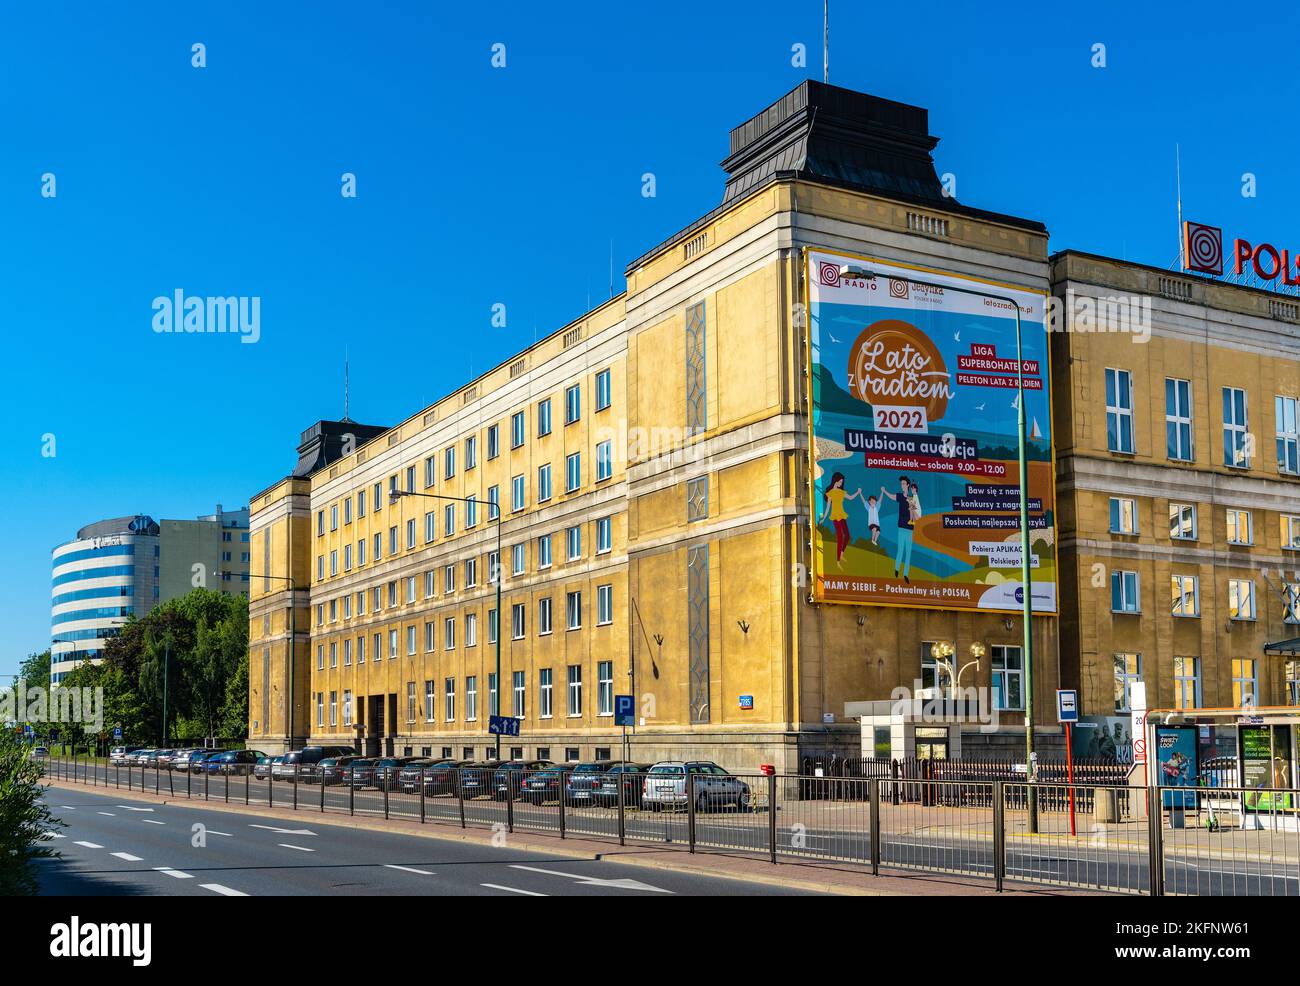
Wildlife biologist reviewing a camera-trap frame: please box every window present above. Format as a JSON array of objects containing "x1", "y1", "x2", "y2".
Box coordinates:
[
  {"x1": 358, "y1": 489, "x2": 367, "y2": 517},
  {"x1": 343, "y1": 638, "x2": 352, "y2": 665},
  {"x1": 388, "y1": 526, "x2": 398, "y2": 556},
  {"x1": 511, "y1": 411, "x2": 525, "y2": 449},
  {"x1": 1169, "y1": 503, "x2": 1197, "y2": 540},
  {"x1": 1173, "y1": 657, "x2": 1201, "y2": 710},
  {"x1": 1286, "y1": 660, "x2": 1300, "y2": 706},
  {"x1": 512, "y1": 474, "x2": 525, "y2": 512},
  {"x1": 406, "y1": 519, "x2": 416, "y2": 549},
  {"x1": 444, "y1": 446, "x2": 456, "y2": 479},
  {"x1": 424, "y1": 455, "x2": 436, "y2": 488},
  {"x1": 329, "y1": 550, "x2": 338, "y2": 577},
  {"x1": 356, "y1": 635, "x2": 365, "y2": 663},
  {"x1": 537, "y1": 399, "x2": 552, "y2": 437},
  {"x1": 466, "y1": 435, "x2": 478, "y2": 470},
  {"x1": 425, "y1": 511, "x2": 435, "y2": 543},
  {"x1": 597, "y1": 584, "x2": 613, "y2": 625},
  {"x1": 329, "y1": 691, "x2": 337, "y2": 727},
  {"x1": 317, "y1": 644, "x2": 324, "y2": 670},
  {"x1": 488, "y1": 673, "x2": 499, "y2": 717},
  {"x1": 538, "y1": 597, "x2": 553, "y2": 635},
  {"x1": 565, "y1": 384, "x2": 581, "y2": 424},
  {"x1": 512, "y1": 670, "x2": 526, "y2": 717},
  {"x1": 1105, "y1": 368, "x2": 1134, "y2": 454},
  {"x1": 1228, "y1": 579, "x2": 1255, "y2": 620},
  {"x1": 1282, "y1": 515, "x2": 1300, "y2": 550},
  {"x1": 329, "y1": 641, "x2": 337, "y2": 668},
  {"x1": 343, "y1": 544, "x2": 352, "y2": 571},
  {"x1": 1166, "y1": 378, "x2": 1193, "y2": 461},
  {"x1": 373, "y1": 632, "x2": 382, "y2": 662},
  {"x1": 1110, "y1": 570, "x2": 1140, "y2": 613},
  {"x1": 358, "y1": 539, "x2": 366, "y2": 566},
  {"x1": 387, "y1": 581, "x2": 397, "y2": 608},
  {"x1": 512, "y1": 543, "x2": 525, "y2": 576},
  {"x1": 405, "y1": 577, "x2": 416, "y2": 603},
  {"x1": 598, "y1": 661, "x2": 613, "y2": 715},
  {"x1": 566, "y1": 590, "x2": 582, "y2": 630},
  {"x1": 329, "y1": 505, "x2": 338, "y2": 531},
  {"x1": 596, "y1": 516, "x2": 611, "y2": 553},
  {"x1": 466, "y1": 495, "x2": 477, "y2": 528},
  {"x1": 1223, "y1": 386, "x2": 1250, "y2": 467},
  {"x1": 444, "y1": 504, "x2": 455, "y2": 537},
  {"x1": 538, "y1": 534, "x2": 552, "y2": 569},
  {"x1": 566, "y1": 452, "x2": 581, "y2": 493},
  {"x1": 511, "y1": 603, "x2": 526, "y2": 639},
  {"x1": 539, "y1": 668, "x2": 553, "y2": 718},
  {"x1": 315, "y1": 693, "x2": 324, "y2": 727},
  {"x1": 1278, "y1": 395, "x2": 1299, "y2": 474},
  {"x1": 488, "y1": 550, "x2": 500, "y2": 585},
  {"x1": 407, "y1": 625, "x2": 417, "y2": 656},
  {"x1": 465, "y1": 557, "x2": 478, "y2": 587},
  {"x1": 317, "y1": 510, "x2": 325, "y2": 536},
  {"x1": 991, "y1": 645, "x2": 1023, "y2": 711},
  {"x1": 388, "y1": 629, "x2": 398, "y2": 659},
  {"x1": 1232, "y1": 658, "x2": 1258, "y2": 708},
  {"x1": 1226, "y1": 509, "x2": 1253, "y2": 545},
  {"x1": 406, "y1": 682, "x2": 416, "y2": 723},
  {"x1": 1171, "y1": 574, "x2": 1199, "y2": 617},
  {"x1": 424, "y1": 621, "x2": 435, "y2": 652},
  {"x1": 487, "y1": 424, "x2": 499, "y2": 459},
  {"x1": 1109, "y1": 497, "x2": 1137, "y2": 535},
  {"x1": 487, "y1": 607, "x2": 498, "y2": 644},
  {"x1": 596, "y1": 440, "x2": 612, "y2": 481},
  {"x1": 566, "y1": 525, "x2": 582, "y2": 561},
  {"x1": 343, "y1": 690, "x2": 352, "y2": 726},
  {"x1": 567, "y1": 665, "x2": 583, "y2": 716},
  {"x1": 444, "y1": 564, "x2": 456, "y2": 594},
  {"x1": 465, "y1": 612, "x2": 478, "y2": 647},
  {"x1": 317, "y1": 556, "x2": 325, "y2": 581},
  {"x1": 424, "y1": 680, "x2": 435, "y2": 721},
  {"x1": 487, "y1": 486, "x2": 499, "y2": 521},
  {"x1": 1114, "y1": 653, "x2": 1142, "y2": 713},
  {"x1": 537, "y1": 464, "x2": 552, "y2": 502},
  {"x1": 425, "y1": 570, "x2": 435, "y2": 598},
  {"x1": 328, "y1": 599, "x2": 337, "y2": 623},
  {"x1": 444, "y1": 617, "x2": 456, "y2": 649},
  {"x1": 406, "y1": 465, "x2": 416, "y2": 492},
  {"x1": 445, "y1": 678, "x2": 456, "y2": 722},
  {"x1": 373, "y1": 482, "x2": 382, "y2": 511},
  {"x1": 596, "y1": 368, "x2": 611, "y2": 411},
  {"x1": 466, "y1": 676, "x2": 478, "y2": 721}
]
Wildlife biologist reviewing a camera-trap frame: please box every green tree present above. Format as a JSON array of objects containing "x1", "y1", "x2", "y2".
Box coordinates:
[
  {"x1": 0, "y1": 730, "x2": 62, "y2": 894},
  {"x1": 17, "y1": 649, "x2": 51, "y2": 692}
]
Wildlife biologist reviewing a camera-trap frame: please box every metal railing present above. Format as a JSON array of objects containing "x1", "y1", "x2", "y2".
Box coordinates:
[{"x1": 43, "y1": 754, "x2": 1300, "y2": 896}]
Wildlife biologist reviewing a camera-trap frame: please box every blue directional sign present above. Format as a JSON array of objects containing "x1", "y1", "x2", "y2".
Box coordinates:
[
  {"x1": 614, "y1": 695, "x2": 635, "y2": 727},
  {"x1": 488, "y1": 714, "x2": 520, "y2": 737}
]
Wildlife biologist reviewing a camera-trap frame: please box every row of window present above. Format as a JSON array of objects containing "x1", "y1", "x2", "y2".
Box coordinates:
[
  {"x1": 1114, "y1": 654, "x2": 1300, "y2": 712},
  {"x1": 316, "y1": 370, "x2": 614, "y2": 539},
  {"x1": 1109, "y1": 498, "x2": 1300, "y2": 549},
  {"x1": 1105, "y1": 369, "x2": 1299, "y2": 473},
  {"x1": 314, "y1": 585, "x2": 616, "y2": 670},
  {"x1": 313, "y1": 661, "x2": 619, "y2": 728},
  {"x1": 1107, "y1": 571, "x2": 1293, "y2": 621}
]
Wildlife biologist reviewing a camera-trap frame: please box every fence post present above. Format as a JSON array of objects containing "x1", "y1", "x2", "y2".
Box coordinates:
[
  {"x1": 245, "y1": 770, "x2": 250, "y2": 806},
  {"x1": 154, "y1": 763, "x2": 159, "y2": 795},
  {"x1": 383, "y1": 769, "x2": 390, "y2": 820},
  {"x1": 506, "y1": 774, "x2": 515, "y2": 834},
  {"x1": 349, "y1": 775, "x2": 355, "y2": 816},
  {"x1": 204, "y1": 766, "x2": 209, "y2": 802},
  {"x1": 687, "y1": 772, "x2": 697, "y2": 854},
  {"x1": 1147, "y1": 787, "x2": 1164, "y2": 897},
  {"x1": 870, "y1": 778, "x2": 881, "y2": 876},
  {"x1": 293, "y1": 764, "x2": 299, "y2": 810},
  {"x1": 890, "y1": 758, "x2": 900, "y2": 806},
  {"x1": 457, "y1": 770, "x2": 466, "y2": 828},
  {"x1": 420, "y1": 774, "x2": 426, "y2": 824},
  {"x1": 768, "y1": 772, "x2": 778, "y2": 864},
  {"x1": 320, "y1": 771, "x2": 326, "y2": 813},
  {"x1": 224, "y1": 770, "x2": 229, "y2": 803},
  {"x1": 617, "y1": 770, "x2": 626, "y2": 846},
  {"x1": 167, "y1": 767, "x2": 173, "y2": 797},
  {"x1": 187, "y1": 766, "x2": 192, "y2": 800},
  {"x1": 268, "y1": 767, "x2": 273, "y2": 808},
  {"x1": 115, "y1": 763, "x2": 120, "y2": 790},
  {"x1": 993, "y1": 781, "x2": 1005, "y2": 893}
]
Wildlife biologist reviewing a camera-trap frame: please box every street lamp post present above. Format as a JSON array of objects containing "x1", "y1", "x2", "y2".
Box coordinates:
[
  {"x1": 391, "y1": 489, "x2": 504, "y2": 758},
  {"x1": 839, "y1": 264, "x2": 1040, "y2": 791}
]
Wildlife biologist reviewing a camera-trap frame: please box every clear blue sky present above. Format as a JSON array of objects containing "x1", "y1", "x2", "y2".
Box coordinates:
[{"x1": 2, "y1": 2, "x2": 1295, "y2": 677}]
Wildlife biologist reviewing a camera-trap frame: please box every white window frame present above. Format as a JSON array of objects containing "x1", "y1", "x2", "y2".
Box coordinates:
[{"x1": 1105, "y1": 367, "x2": 1135, "y2": 454}]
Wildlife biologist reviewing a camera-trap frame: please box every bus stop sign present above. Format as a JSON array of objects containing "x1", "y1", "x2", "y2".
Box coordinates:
[{"x1": 1056, "y1": 689, "x2": 1078, "y2": 724}]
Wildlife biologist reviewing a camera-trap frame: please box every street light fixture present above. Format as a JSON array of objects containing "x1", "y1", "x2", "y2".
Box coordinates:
[
  {"x1": 390, "y1": 488, "x2": 505, "y2": 759},
  {"x1": 841, "y1": 264, "x2": 1039, "y2": 784}
]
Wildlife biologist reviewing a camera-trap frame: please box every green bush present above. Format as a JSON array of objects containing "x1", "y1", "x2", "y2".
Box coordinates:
[{"x1": 0, "y1": 732, "x2": 63, "y2": 894}]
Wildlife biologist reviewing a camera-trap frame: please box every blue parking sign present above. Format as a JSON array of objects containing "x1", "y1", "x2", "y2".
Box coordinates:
[{"x1": 614, "y1": 695, "x2": 635, "y2": 727}]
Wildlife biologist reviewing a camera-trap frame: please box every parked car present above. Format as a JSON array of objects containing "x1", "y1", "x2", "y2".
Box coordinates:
[
  {"x1": 165, "y1": 749, "x2": 203, "y2": 770},
  {"x1": 397, "y1": 759, "x2": 442, "y2": 794},
  {"x1": 422, "y1": 759, "x2": 472, "y2": 796},
  {"x1": 641, "y1": 761, "x2": 751, "y2": 812},
  {"x1": 255, "y1": 755, "x2": 283, "y2": 781},
  {"x1": 143, "y1": 749, "x2": 174, "y2": 768},
  {"x1": 343, "y1": 758, "x2": 379, "y2": 788},
  {"x1": 316, "y1": 755, "x2": 361, "y2": 786},
  {"x1": 186, "y1": 749, "x2": 220, "y2": 773},
  {"x1": 370, "y1": 757, "x2": 419, "y2": 791},
  {"x1": 198, "y1": 751, "x2": 230, "y2": 775},
  {"x1": 208, "y1": 750, "x2": 266, "y2": 776},
  {"x1": 521, "y1": 766, "x2": 570, "y2": 805},
  {"x1": 125, "y1": 749, "x2": 153, "y2": 766},
  {"x1": 593, "y1": 763, "x2": 654, "y2": 807},
  {"x1": 110, "y1": 746, "x2": 143, "y2": 764},
  {"x1": 458, "y1": 760, "x2": 505, "y2": 799},
  {"x1": 29, "y1": 746, "x2": 49, "y2": 759},
  {"x1": 277, "y1": 745, "x2": 356, "y2": 782},
  {"x1": 564, "y1": 760, "x2": 618, "y2": 805},
  {"x1": 492, "y1": 759, "x2": 553, "y2": 800}
]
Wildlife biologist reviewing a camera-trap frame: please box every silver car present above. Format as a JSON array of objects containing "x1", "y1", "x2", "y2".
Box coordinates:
[{"x1": 640, "y1": 761, "x2": 751, "y2": 812}]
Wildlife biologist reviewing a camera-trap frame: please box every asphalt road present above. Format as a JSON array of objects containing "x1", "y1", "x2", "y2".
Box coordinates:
[{"x1": 36, "y1": 787, "x2": 820, "y2": 897}]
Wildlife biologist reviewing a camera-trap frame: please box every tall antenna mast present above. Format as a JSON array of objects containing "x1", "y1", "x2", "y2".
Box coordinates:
[
  {"x1": 1175, "y1": 143, "x2": 1184, "y2": 270},
  {"x1": 823, "y1": 1, "x2": 829, "y2": 83},
  {"x1": 344, "y1": 347, "x2": 350, "y2": 420},
  {"x1": 609, "y1": 239, "x2": 614, "y2": 299}
]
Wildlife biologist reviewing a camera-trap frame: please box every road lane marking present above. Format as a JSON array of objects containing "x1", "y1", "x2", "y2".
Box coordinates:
[
  {"x1": 153, "y1": 867, "x2": 194, "y2": 879},
  {"x1": 111, "y1": 852, "x2": 143, "y2": 862},
  {"x1": 74, "y1": 841, "x2": 103, "y2": 849},
  {"x1": 97, "y1": 811, "x2": 116, "y2": 816},
  {"x1": 142, "y1": 819, "x2": 165, "y2": 825},
  {"x1": 251, "y1": 824, "x2": 316, "y2": 836},
  {"x1": 205, "y1": 830, "x2": 233, "y2": 837},
  {"x1": 481, "y1": 883, "x2": 547, "y2": 896},
  {"x1": 44, "y1": 831, "x2": 65, "y2": 839},
  {"x1": 279, "y1": 843, "x2": 314, "y2": 852},
  {"x1": 117, "y1": 806, "x2": 154, "y2": 812},
  {"x1": 384, "y1": 864, "x2": 434, "y2": 875},
  {"x1": 61, "y1": 805, "x2": 76, "y2": 810},
  {"x1": 508, "y1": 864, "x2": 672, "y2": 894},
  {"x1": 201, "y1": 884, "x2": 249, "y2": 896}
]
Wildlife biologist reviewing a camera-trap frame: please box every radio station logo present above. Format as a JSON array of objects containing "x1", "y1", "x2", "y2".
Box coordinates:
[
  {"x1": 818, "y1": 261, "x2": 841, "y2": 287},
  {"x1": 888, "y1": 278, "x2": 910, "y2": 300},
  {"x1": 1182, "y1": 220, "x2": 1223, "y2": 276}
]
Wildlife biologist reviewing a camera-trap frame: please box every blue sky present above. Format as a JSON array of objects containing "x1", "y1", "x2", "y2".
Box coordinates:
[{"x1": 2, "y1": 1, "x2": 1296, "y2": 677}]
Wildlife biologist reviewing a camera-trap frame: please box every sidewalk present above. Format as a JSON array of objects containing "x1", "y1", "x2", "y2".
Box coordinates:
[{"x1": 43, "y1": 777, "x2": 1100, "y2": 896}]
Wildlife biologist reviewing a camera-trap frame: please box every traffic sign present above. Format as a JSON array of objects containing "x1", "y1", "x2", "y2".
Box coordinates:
[
  {"x1": 113, "y1": 726, "x2": 122, "y2": 740},
  {"x1": 614, "y1": 695, "x2": 635, "y2": 727},
  {"x1": 1056, "y1": 689, "x2": 1078, "y2": 724},
  {"x1": 487, "y1": 715, "x2": 520, "y2": 737}
]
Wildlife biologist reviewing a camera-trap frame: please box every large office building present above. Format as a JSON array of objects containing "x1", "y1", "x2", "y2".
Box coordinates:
[
  {"x1": 246, "y1": 80, "x2": 1300, "y2": 769},
  {"x1": 51, "y1": 505, "x2": 250, "y2": 683}
]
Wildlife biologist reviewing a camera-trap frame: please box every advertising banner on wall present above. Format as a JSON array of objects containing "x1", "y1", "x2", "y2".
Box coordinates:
[{"x1": 806, "y1": 248, "x2": 1057, "y2": 612}]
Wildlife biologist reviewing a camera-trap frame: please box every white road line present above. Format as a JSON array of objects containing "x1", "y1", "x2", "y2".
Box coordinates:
[
  {"x1": 142, "y1": 819, "x2": 165, "y2": 825},
  {"x1": 117, "y1": 806, "x2": 154, "y2": 812},
  {"x1": 111, "y1": 852, "x2": 143, "y2": 862},
  {"x1": 480, "y1": 883, "x2": 547, "y2": 896},
  {"x1": 278, "y1": 843, "x2": 314, "y2": 852},
  {"x1": 97, "y1": 811, "x2": 116, "y2": 816},
  {"x1": 201, "y1": 883, "x2": 249, "y2": 897},
  {"x1": 74, "y1": 841, "x2": 103, "y2": 849},
  {"x1": 205, "y1": 830, "x2": 233, "y2": 837},
  {"x1": 44, "y1": 831, "x2": 65, "y2": 839},
  {"x1": 384, "y1": 864, "x2": 434, "y2": 875},
  {"x1": 61, "y1": 805, "x2": 76, "y2": 810},
  {"x1": 153, "y1": 867, "x2": 194, "y2": 879}
]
